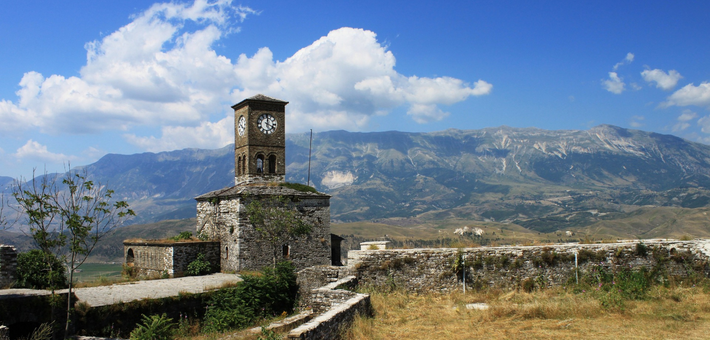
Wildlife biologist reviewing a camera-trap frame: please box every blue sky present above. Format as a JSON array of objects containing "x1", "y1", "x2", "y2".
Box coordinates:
[{"x1": 1, "y1": 0, "x2": 709, "y2": 179}]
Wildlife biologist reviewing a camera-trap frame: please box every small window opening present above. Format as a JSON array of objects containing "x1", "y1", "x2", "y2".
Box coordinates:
[
  {"x1": 282, "y1": 244, "x2": 290, "y2": 259},
  {"x1": 242, "y1": 154, "x2": 246, "y2": 174},
  {"x1": 256, "y1": 155, "x2": 264, "y2": 173},
  {"x1": 237, "y1": 157, "x2": 242, "y2": 175},
  {"x1": 126, "y1": 248, "x2": 134, "y2": 267},
  {"x1": 225, "y1": 246, "x2": 229, "y2": 259},
  {"x1": 268, "y1": 155, "x2": 277, "y2": 174}
]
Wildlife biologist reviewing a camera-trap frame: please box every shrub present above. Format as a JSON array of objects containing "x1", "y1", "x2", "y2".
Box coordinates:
[
  {"x1": 635, "y1": 242, "x2": 648, "y2": 257},
  {"x1": 203, "y1": 261, "x2": 298, "y2": 333},
  {"x1": 279, "y1": 182, "x2": 318, "y2": 193},
  {"x1": 187, "y1": 253, "x2": 212, "y2": 276},
  {"x1": 170, "y1": 231, "x2": 193, "y2": 241},
  {"x1": 130, "y1": 313, "x2": 175, "y2": 340},
  {"x1": 16, "y1": 249, "x2": 67, "y2": 289}
]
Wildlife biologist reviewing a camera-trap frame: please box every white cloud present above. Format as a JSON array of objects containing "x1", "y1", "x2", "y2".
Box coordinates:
[
  {"x1": 0, "y1": 1, "x2": 491, "y2": 151},
  {"x1": 629, "y1": 115, "x2": 644, "y2": 128},
  {"x1": 232, "y1": 27, "x2": 492, "y2": 127},
  {"x1": 698, "y1": 115, "x2": 710, "y2": 134},
  {"x1": 0, "y1": 0, "x2": 254, "y2": 135},
  {"x1": 14, "y1": 140, "x2": 76, "y2": 163},
  {"x1": 664, "y1": 82, "x2": 710, "y2": 108},
  {"x1": 672, "y1": 109, "x2": 697, "y2": 132},
  {"x1": 603, "y1": 72, "x2": 625, "y2": 94},
  {"x1": 124, "y1": 114, "x2": 234, "y2": 152},
  {"x1": 641, "y1": 69, "x2": 682, "y2": 90},
  {"x1": 613, "y1": 52, "x2": 634, "y2": 71}
]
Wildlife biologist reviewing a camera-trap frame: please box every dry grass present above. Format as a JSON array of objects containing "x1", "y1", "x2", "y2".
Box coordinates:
[{"x1": 346, "y1": 285, "x2": 710, "y2": 340}]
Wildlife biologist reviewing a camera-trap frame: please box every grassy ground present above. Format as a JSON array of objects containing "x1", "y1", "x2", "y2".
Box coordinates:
[
  {"x1": 71, "y1": 263, "x2": 123, "y2": 283},
  {"x1": 346, "y1": 285, "x2": 710, "y2": 340}
]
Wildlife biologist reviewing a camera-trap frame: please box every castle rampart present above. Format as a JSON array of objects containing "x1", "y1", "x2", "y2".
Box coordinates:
[{"x1": 348, "y1": 240, "x2": 710, "y2": 292}]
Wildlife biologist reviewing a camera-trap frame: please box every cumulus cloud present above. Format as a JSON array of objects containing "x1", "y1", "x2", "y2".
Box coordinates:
[
  {"x1": 672, "y1": 109, "x2": 697, "y2": 132},
  {"x1": 232, "y1": 27, "x2": 492, "y2": 128},
  {"x1": 664, "y1": 82, "x2": 710, "y2": 108},
  {"x1": 0, "y1": 0, "x2": 254, "y2": 136},
  {"x1": 14, "y1": 140, "x2": 76, "y2": 163},
  {"x1": 0, "y1": 1, "x2": 491, "y2": 152},
  {"x1": 603, "y1": 72, "x2": 625, "y2": 94},
  {"x1": 124, "y1": 114, "x2": 234, "y2": 152},
  {"x1": 641, "y1": 69, "x2": 682, "y2": 90}
]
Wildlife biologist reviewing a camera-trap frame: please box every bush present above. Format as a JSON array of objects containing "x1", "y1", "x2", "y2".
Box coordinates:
[
  {"x1": 279, "y1": 182, "x2": 318, "y2": 193},
  {"x1": 186, "y1": 253, "x2": 212, "y2": 276},
  {"x1": 170, "y1": 231, "x2": 193, "y2": 241},
  {"x1": 16, "y1": 249, "x2": 67, "y2": 289},
  {"x1": 203, "y1": 261, "x2": 298, "y2": 333},
  {"x1": 130, "y1": 313, "x2": 175, "y2": 340}
]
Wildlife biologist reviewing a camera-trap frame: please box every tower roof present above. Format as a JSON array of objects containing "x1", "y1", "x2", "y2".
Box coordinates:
[{"x1": 231, "y1": 94, "x2": 288, "y2": 110}]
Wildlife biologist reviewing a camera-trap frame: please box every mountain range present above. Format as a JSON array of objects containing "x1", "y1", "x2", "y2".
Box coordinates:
[{"x1": 5, "y1": 124, "x2": 710, "y2": 234}]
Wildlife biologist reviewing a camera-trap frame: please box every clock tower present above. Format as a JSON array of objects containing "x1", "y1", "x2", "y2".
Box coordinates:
[{"x1": 232, "y1": 94, "x2": 287, "y2": 185}]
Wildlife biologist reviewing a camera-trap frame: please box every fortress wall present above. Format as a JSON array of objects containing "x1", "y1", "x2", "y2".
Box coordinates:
[
  {"x1": 288, "y1": 275, "x2": 371, "y2": 340},
  {"x1": 348, "y1": 240, "x2": 710, "y2": 292},
  {"x1": 0, "y1": 245, "x2": 17, "y2": 288}
]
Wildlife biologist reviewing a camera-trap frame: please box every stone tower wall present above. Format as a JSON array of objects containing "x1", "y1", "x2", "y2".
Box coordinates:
[{"x1": 196, "y1": 194, "x2": 331, "y2": 272}]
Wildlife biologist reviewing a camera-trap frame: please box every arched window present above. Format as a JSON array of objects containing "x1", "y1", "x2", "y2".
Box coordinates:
[
  {"x1": 225, "y1": 246, "x2": 229, "y2": 259},
  {"x1": 256, "y1": 155, "x2": 264, "y2": 173},
  {"x1": 126, "y1": 249, "x2": 134, "y2": 266},
  {"x1": 268, "y1": 155, "x2": 277, "y2": 174},
  {"x1": 237, "y1": 157, "x2": 242, "y2": 175}
]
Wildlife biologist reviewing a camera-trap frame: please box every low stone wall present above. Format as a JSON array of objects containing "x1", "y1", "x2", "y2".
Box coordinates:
[
  {"x1": 296, "y1": 266, "x2": 353, "y2": 310},
  {"x1": 0, "y1": 246, "x2": 17, "y2": 288},
  {"x1": 349, "y1": 240, "x2": 710, "y2": 292},
  {"x1": 123, "y1": 241, "x2": 220, "y2": 277},
  {"x1": 288, "y1": 275, "x2": 371, "y2": 340}
]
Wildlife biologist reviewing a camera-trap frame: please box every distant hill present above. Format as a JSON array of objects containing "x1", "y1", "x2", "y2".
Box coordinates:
[{"x1": 5, "y1": 125, "x2": 710, "y2": 233}]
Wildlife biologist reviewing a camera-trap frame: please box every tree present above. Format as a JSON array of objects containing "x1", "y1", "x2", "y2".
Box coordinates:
[
  {"x1": 12, "y1": 171, "x2": 64, "y2": 293},
  {"x1": 16, "y1": 249, "x2": 67, "y2": 289},
  {"x1": 57, "y1": 170, "x2": 135, "y2": 337},
  {"x1": 245, "y1": 196, "x2": 312, "y2": 267},
  {"x1": 12, "y1": 168, "x2": 135, "y2": 338}
]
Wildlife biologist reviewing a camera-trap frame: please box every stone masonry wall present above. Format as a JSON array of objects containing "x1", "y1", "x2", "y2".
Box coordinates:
[
  {"x1": 349, "y1": 240, "x2": 710, "y2": 292},
  {"x1": 288, "y1": 275, "x2": 371, "y2": 340},
  {"x1": 171, "y1": 242, "x2": 220, "y2": 276},
  {"x1": 197, "y1": 194, "x2": 331, "y2": 272},
  {"x1": 0, "y1": 245, "x2": 17, "y2": 288},
  {"x1": 124, "y1": 241, "x2": 219, "y2": 277}
]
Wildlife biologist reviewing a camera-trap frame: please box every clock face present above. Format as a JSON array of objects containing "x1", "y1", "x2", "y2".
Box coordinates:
[
  {"x1": 237, "y1": 116, "x2": 246, "y2": 136},
  {"x1": 257, "y1": 114, "x2": 277, "y2": 134}
]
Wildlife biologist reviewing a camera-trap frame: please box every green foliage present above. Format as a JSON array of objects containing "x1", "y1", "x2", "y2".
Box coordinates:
[
  {"x1": 279, "y1": 182, "x2": 318, "y2": 193},
  {"x1": 129, "y1": 313, "x2": 175, "y2": 340},
  {"x1": 22, "y1": 322, "x2": 54, "y2": 340},
  {"x1": 577, "y1": 265, "x2": 658, "y2": 309},
  {"x1": 635, "y1": 242, "x2": 648, "y2": 257},
  {"x1": 257, "y1": 326, "x2": 281, "y2": 340},
  {"x1": 577, "y1": 249, "x2": 607, "y2": 264},
  {"x1": 203, "y1": 261, "x2": 298, "y2": 333},
  {"x1": 16, "y1": 249, "x2": 67, "y2": 289},
  {"x1": 187, "y1": 253, "x2": 212, "y2": 276},
  {"x1": 246, "y1": 196, "x2": 313, "y2": 266},
  {"x1": 170, "y1": 231, "x2": 193, "y2": 241}
]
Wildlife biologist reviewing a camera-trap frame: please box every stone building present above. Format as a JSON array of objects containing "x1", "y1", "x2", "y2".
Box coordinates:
[
  {"x1": 123, "y1": 240, "x2": 219, "y2": 277},
  {"x1": 124, "y1": 94, "x2": 336, "y2": 275},
  {"x1": 195, "y1": 95, "x2": 333, "y2": 272}
]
